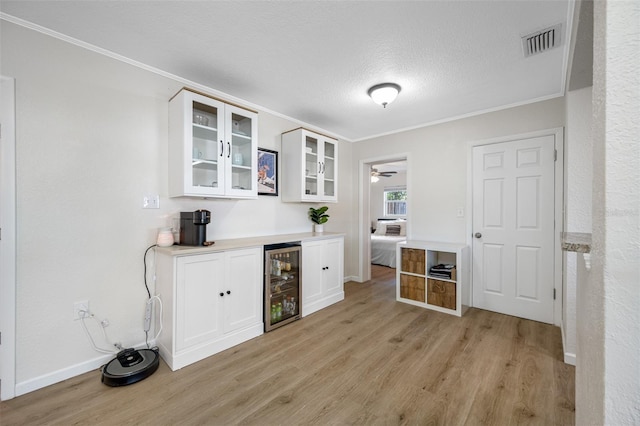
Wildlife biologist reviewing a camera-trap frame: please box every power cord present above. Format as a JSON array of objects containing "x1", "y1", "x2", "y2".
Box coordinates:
[
  {"x1": 143, "y1": 244, "x2": 164, "y2": 348},
  {"x1": 144, "y1": 295, "x2": 164, "y2": 348},
  {"x1": 78, "y1": 309, "x2": 120, "y2": 354},
  {"x1": 143, "y1": 244, "x2": 157, "y2": 299},
  {"x1": 78, "y1": 244, "x2": 163, "y2": 355}
]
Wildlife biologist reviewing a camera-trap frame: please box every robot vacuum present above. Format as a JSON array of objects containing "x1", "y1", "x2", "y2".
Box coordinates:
[{"x1": 101, "y1": 347, "x2": 160, "y2": 387}]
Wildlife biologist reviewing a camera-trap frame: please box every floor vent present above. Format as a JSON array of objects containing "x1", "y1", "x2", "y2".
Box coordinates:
[{"x1": 522, "y1": 24, "x2": 562, "y2": 57}]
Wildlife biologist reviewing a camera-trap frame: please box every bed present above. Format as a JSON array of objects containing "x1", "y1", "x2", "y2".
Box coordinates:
[{"x1": 371, "y1": 219, "x2": 406, "y2": 268}]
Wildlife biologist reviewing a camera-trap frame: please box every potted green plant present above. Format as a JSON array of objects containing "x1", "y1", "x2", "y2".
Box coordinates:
[{"x1": 309, "y1": 206, "x2": 329, "y2": 233}]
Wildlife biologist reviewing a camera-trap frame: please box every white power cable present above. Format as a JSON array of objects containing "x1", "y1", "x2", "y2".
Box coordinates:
[
  {"x1": 79, "y1": 309, "x2": 118, "y2": 355},
  {"x1": 145, "y1": 295, "x2": 164, "y2": 348}
]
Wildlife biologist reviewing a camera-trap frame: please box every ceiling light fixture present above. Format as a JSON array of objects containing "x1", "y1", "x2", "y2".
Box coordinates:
[
  {"x1": 371, "y1": 175, "x2": 380, "y2": 183},
  {"x1": 367, "y1": 83, "x2": 401, "y2": 108}
]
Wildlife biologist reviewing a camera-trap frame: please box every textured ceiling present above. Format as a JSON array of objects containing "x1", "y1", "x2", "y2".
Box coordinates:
[{"x1": 0, "y1": 1, "x2": 574, "y2": 141}]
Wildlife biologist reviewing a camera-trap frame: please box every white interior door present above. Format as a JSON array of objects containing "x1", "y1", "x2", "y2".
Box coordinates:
[{"x1": 472, "y1": 135, "x2": 555, "y2": 323}]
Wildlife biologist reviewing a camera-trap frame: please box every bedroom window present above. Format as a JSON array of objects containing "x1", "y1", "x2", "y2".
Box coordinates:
[{"x1": 384, "y1": 187, "x2": 407, "y2": 217}]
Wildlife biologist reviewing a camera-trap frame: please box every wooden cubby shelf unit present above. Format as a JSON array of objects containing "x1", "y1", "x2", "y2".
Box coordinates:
[{"x1": 396, "y1": 240, "x2": 469, "y2": 317}]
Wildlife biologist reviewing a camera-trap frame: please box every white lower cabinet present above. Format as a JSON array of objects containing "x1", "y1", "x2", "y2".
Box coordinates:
[
  {"x1": 156, "y1": 247, "x2": 263, "y2": 370},
  {"x1": 302, "y1": 237, "x2": 344, "y2": 316}
]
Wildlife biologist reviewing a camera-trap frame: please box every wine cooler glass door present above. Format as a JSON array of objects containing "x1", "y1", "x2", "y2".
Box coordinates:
[{"x1": 265, "y1": 246, "x2": 301, "y2": 332}]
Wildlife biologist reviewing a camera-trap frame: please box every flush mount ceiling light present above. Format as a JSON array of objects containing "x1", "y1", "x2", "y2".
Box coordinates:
[{"x1": 367, "y1": 83, "x2": 401, "y2": 108}]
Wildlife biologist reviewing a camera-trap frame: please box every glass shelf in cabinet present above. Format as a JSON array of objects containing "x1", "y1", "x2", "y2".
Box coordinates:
[
  {"x1": 192, "y1": 159, "x2": 218, "y2": 170},
  {"x1": 192, "y1": 125, "x2": 218, "y2": 141},
  {"x1": 231, "y1": 132, "x2": 251, "y2": 140},
  {"x1": 193, "y1": 122, "x2": 218, "y2": 131},
  {"x1": 231, "y1": 164, "x2": 252, "y2": 170}
]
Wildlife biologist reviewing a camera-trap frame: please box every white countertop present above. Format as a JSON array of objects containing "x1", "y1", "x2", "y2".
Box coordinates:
[{"x1": 155, "y1": 232, "x2": 345, "y2": 256}]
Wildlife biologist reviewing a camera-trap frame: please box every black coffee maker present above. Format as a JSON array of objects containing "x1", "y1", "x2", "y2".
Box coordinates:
[{"x1": 180, "y1": 210, "x2": 211, "y2": 246}]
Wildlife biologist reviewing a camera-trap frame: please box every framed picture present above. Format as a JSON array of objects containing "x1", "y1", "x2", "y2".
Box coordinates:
[{"x1": 257, "y1": 148, "x2": 278, "y2": 196}]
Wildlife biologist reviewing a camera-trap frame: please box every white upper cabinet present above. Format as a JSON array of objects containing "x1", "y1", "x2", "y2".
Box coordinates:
[
  {"x1": 281, "y1": 128, "x2": 338, "y2": 203},
  {"x1": 169, "y1": 89, "x2": 258, "y2": 199}
]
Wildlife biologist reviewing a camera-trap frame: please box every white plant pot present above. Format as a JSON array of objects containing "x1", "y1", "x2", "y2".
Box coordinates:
[{"x1": 314, "y1": 224, "x2": 324, "y2": 233}]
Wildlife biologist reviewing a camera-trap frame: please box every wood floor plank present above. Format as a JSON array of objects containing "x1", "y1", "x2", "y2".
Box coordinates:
[{"x1": 0, "y1": 265, "x2": 574, "y2": 425}]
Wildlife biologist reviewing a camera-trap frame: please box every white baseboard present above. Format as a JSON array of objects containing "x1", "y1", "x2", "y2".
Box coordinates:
[
  {"x1": 564, "y1": 352, "x2": 576, "y2": 366},
  {"x1": 15, "y1": 341, "x2": 153, "y2": 397},
  {"x1": 560, "y1": 323, "x2": 576, "y2": 366},
  {"x1": 344, "y1": 275, "x2": 358, "y2": 283}
]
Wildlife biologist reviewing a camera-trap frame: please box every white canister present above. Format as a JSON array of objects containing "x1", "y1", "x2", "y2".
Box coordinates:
[{"x1": 156, "y1": 227, "x2": 174, "y2": 247}]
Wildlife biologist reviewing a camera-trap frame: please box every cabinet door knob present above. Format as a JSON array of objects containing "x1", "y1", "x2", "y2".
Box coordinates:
[
  {"x1": 219, "y1": 292, "x2": 224, "y2": 297},
  {"x1": 226, "y1": 290, "x2": 231, "y2": 295}
]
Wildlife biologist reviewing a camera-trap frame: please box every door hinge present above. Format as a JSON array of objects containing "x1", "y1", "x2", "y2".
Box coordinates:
[
  {"x1": 554, "y1": 149, "x2": 557, "y2": 161},
  {"x1": 553, "y1": 288, "x2": 556, "y2": 300}
]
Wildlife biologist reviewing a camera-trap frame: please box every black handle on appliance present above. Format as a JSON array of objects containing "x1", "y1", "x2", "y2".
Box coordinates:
[
  {"x1": 220, "y1": 140, "x2": 224, "y2": 157},
  {"x1": 227, "y1": 142, "x2": 231, "y2": 158}
]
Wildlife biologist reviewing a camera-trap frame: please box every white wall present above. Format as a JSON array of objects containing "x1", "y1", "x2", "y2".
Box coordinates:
[
  {"x1": 351, "y1": 98, "x2": 566, "y2": 248},
  {"x1": 577, "y1": 1, "x2": 640, "y2": 424},
  {"x1": 1, "y1": 21, "x2": 355, "y2": 394},
  {"x1": 563, "y1": 85, "x2": 593, "y2": 365}
]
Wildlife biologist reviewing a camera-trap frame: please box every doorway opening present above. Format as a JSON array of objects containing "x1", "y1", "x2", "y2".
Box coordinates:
[{"x1": 358, "y1": 154, "x2": 409, "y2": 283}]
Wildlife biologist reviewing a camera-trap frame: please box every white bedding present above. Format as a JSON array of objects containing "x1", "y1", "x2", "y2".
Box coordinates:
[{"x1": 371, "y1": 235, "x2": 406, "y2": 268}]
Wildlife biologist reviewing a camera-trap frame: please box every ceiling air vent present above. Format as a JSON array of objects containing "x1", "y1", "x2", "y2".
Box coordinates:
[{"x1": 522, "y1": 24, "x2": 562, "y2": 57}]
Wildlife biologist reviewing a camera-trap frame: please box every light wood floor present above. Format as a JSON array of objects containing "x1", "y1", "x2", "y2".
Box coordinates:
[{"x1": 0, "y1": 265, "x2": 575, "y2": 425}]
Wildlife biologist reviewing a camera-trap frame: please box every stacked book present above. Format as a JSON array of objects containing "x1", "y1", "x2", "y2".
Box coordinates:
[{"x1": 429, "y1": 264, "x2": 456, "y2": 279}]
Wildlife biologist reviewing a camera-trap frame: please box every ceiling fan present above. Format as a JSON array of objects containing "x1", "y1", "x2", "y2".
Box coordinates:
[{"x1": 371, "y1": 168, "x2": 397, "y2": 178}]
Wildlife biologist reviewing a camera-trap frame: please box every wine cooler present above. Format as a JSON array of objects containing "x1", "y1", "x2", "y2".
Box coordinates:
[{"x1": 264, "y1": 243, "x2": 301, "y2": 332}]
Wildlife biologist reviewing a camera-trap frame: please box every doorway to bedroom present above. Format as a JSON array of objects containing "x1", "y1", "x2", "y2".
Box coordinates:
[{"x1": 358, "y1": 155, "x2": 409, "y2": 283}]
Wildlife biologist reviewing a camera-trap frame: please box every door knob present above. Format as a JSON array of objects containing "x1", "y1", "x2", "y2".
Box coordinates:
[{"x1": 474, "y1": 232, "x2": 482, "y2": 238}]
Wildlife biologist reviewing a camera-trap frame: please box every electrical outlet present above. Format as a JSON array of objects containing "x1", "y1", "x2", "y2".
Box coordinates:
[
  {"x1": 73, "y1": 300, "x2": 89, "y2": 320},
  {"x1": 142, "y1": 194, "x2": 160, "y2": 209}
]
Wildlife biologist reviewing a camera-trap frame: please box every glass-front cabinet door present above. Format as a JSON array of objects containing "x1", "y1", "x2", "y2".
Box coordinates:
[
  {"x1": 169, "y1": 89, "x2": 258, "y2": 199},
  {"x1": 281, "y1": 128, "x2": 338, "y2": 203},
  {"x1": 322, "y1": 139, "x2": 337, "y2": 201},
  {"x1": 191, "y1": 99, "x2": 225, "y2": 195},
  {"x1": 224, "y1": 105, "x2": 258, "y2": 197},
  {"x1": 304, "y1": 133, "x2": 320, "y2": 198}
]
